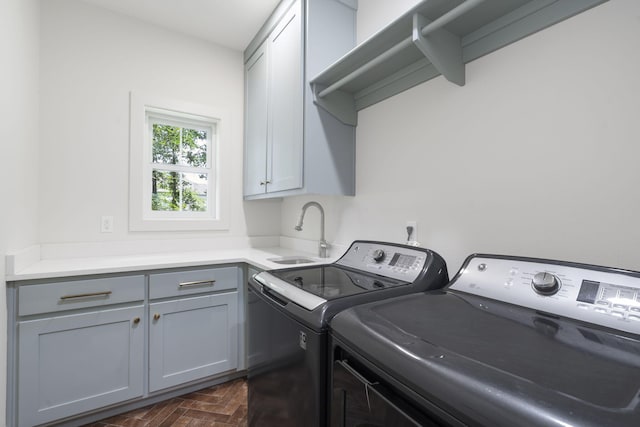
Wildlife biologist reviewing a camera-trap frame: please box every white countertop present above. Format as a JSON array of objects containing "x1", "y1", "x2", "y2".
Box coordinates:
[{"x1": 6, "y1": 246, "x2": 341, "y2": 281}]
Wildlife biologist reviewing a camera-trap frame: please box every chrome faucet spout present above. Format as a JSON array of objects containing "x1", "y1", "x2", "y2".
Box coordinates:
[{"x1": 294, "y1": 201, "x2": 328, "y2": 258}]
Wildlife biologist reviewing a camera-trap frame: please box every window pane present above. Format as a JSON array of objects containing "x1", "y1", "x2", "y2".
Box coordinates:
[
  {"x1": 151, "y1": 170, "x2": 207, "y2": 212},
  {"x1": 181, "y1": 128, "x2": 208, "y2": 167},
  {"x1": 152, "y1": 170, "x2": 180, "y2": 211},
  {"x1": 152, "y1": 124, "x2": 180, "y2": 165},
  {"x1": 181, "y1": 172, "x2": 208, "y2": 212}
]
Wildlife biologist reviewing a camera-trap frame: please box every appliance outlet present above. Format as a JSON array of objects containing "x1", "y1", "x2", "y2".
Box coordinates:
[
  {"x1": 101, "y1": 216, "x2": 114, "y2": 233},
  {"x1": 406, "y1": 221, "x2": 418, "y2": 245}
]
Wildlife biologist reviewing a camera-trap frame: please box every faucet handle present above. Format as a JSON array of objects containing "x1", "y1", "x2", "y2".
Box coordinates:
[{"x1": 319, "y1": 240, "x2": 329, "y2": 258}]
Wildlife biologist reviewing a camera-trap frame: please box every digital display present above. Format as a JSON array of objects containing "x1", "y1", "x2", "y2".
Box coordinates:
[
  {"x1": 389, "y1": 253, "x2": 417, "y2": 268},
  {"x1": 577, "y1": 280, "x2": 639, "y2": 307},
  {"x1": 577, "y1": 280, "x2": 600, "y2": 304}
]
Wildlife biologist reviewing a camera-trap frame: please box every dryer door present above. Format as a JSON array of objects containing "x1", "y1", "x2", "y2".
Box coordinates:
[{"x1": 331, "y1": 359, "x2": 441, "y2": 427}]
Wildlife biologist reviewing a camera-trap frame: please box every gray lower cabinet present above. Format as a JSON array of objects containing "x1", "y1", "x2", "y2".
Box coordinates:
[
  {"x1": 15, "y1": 275, "x2": 146, "y2": 427},
  {"x1": 17, "y1": 306, "x2": 145, "y2": 427},
  {"x1": 10, "y1": 265, "x2": 242, "y2": 427},
  {"x1": 149, "y1": 292, "x2": 239, "y2": 392},
  {"x1": 148, "y1": 266, "x2": 240, "y2": 392}
]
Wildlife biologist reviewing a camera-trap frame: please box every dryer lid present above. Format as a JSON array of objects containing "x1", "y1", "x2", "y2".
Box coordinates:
[{"x1": 331, "y1": 291, "x2": 640, "y2": 427}]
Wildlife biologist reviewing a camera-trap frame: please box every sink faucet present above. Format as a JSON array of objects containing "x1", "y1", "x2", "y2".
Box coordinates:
[{"x1": 294, "y1": 201, "x2": 329, "y2": 258}]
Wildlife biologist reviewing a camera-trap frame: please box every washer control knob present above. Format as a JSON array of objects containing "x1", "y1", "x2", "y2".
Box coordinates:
[
  {"x1": 372, "y1": 249, "x2": 386, "y2": 263},
  {"x1": 532, "y1": 272, "x2": 560, "y2": 295}
]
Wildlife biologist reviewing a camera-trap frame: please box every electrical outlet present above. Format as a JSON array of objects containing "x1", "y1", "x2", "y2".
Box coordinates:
[
  {"x1": 406, "y1": 221, "x2": 418, "y2": 244},
  {"x1": 101, "y1": 216, "x2": 114, "y2": 233}
]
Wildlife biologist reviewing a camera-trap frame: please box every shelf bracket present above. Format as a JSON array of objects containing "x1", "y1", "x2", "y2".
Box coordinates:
[
  {"x1": 412, "y1": 12, "x2": 465, "y2": 86},
  {"x1": 312, "y1": 83, "x2": 358, "y2": 126}
]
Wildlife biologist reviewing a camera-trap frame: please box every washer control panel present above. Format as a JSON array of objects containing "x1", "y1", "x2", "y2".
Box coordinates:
[
  {"x1": 450, "y1": 255, "x2": 640, "y2": 334},
  {"x1": 336, "y1": 241, "x2": 428, "y2": 283}
]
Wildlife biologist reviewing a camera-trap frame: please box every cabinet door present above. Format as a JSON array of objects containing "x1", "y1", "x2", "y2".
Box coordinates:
[
  {"x1": 266, "y1": 0, "x2": 303, "y2": 193},
  {"x1": 244, "y1": 41, "x2": 269, "y2": 196},
  {"x1": 149, "y1": 292, "x2": 239, "y2": 392},
  {"x1": 17, "y1": 306, "x2": 144, "y2": 427}
]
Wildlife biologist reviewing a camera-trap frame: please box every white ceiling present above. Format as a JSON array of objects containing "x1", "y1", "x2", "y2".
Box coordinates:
[{"x1": 80, "y1": 0, "x2": 281, "y2": 51}]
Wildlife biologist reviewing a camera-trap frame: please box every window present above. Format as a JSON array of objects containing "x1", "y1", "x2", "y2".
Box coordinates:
[
  {"x1": 130, "y1": 93, "x2": 229, "y2": 231},
  {"x1": 148, "y1": 114, "x2": 213, "y2": 214}
]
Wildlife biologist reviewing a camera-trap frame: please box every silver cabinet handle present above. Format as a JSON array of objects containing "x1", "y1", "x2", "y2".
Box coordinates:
[
  {"x1": 60, "y1": 291, "x2": 112, "y2": 300},
  {"x1": 178, "y1": 280, "x2": 216, "y2": 288}
]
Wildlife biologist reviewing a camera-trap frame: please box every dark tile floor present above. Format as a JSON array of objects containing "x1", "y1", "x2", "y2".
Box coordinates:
[{"x1": 84, "y1": 378, "x2": 247, "y2": 427}]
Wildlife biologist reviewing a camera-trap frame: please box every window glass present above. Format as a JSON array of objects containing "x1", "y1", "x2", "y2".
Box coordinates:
[
  {"x1": 147, "y1": 116, "x2": 214, "y2": 216},
  {"x1": 151, "y1": 124, "x2": 209, "y2": 167},
  {"x1": 180, "y1": 128, "x2": 208, "y2": 167},
  {"x1": 151, "y1": 170, "x2": 208, "y2": 212}
]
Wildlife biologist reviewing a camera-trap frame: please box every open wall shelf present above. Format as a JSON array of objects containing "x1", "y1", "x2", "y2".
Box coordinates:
[{"x1": 310, "y1": 0, "x2": 608, "y2": 126}]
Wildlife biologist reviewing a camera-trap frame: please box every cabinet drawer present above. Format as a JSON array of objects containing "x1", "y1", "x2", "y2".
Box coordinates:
[
  {"x1": 149, "y1": 267, "x2": 238, "y2": 299},
  {"x1": 18, "y1": 275, "x2": 145, "y2": 316}
]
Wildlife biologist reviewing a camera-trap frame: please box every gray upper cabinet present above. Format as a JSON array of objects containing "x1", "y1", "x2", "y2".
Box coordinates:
[
  {"x1": 244, "y1": 42, "x2": 269, "y2": 197},
  {"x1": 243, "y1": 0, "x2": 357, "y2": 199},
  {"x1": 266, "y1": 1, "x2": 303, "y2": 194},
  {"x1": 310, "y1": 0, "x2": 609, "y2": 126}
]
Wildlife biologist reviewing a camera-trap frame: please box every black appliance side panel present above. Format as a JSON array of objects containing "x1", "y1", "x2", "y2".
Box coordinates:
[
  {"x1": 247, "y1": 287, "x2": 326, "y2": 427},
  {"x1": 331, "y1": 359, "x2": 437, "y2": 427}
]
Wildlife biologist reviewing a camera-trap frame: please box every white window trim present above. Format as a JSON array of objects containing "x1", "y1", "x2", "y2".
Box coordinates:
[{"x1": 129, "y1": 92, "x2": 230, "y2": 231}]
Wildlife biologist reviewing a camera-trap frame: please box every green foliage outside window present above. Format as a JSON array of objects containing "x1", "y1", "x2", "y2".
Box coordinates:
[{"x1": 151, "y1": 124, "x2": 209, "y2": 212}]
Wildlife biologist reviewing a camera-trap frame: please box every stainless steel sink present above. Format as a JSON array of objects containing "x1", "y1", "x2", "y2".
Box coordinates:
[{"x1": 267, "y1": 256, "x2": 316, "y2": 265}]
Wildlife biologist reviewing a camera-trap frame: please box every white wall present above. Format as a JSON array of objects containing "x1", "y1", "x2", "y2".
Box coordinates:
[
  {"x1": 355, "y1": 0, "x2": 421, "y2": 41},
  {"x1": 0, "y1": 3, "x2": 40, "y2": 250},
  {"x1": 0, "y1": 0, "x2": 40, "y2": 422},
  {"x1": 281, "y1": 0, "x2": 640, "y2": 273},
  {"x1": 39, "y1": 0, "x2": 281, "y2": 249}
]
